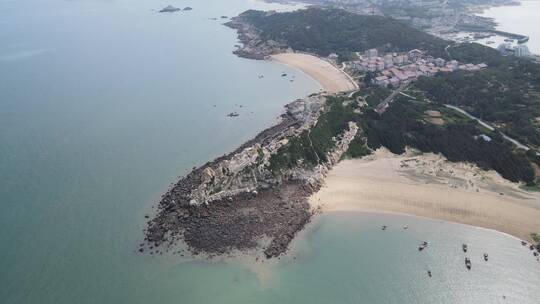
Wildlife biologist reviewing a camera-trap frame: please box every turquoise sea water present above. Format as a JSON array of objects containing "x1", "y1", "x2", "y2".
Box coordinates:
[{"x1": 1, "y1": 1, "x2": 540, "y2": 303}]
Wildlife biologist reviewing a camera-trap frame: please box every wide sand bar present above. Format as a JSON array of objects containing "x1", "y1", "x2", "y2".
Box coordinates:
[{"x1": 310, "y1": 149, "x2": 540, "y2": 242}]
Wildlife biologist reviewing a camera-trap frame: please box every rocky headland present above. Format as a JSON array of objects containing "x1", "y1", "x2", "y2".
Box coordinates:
[
  {"x1": 143, "y1": 93, "x2": 359, "y2": 258},
  {"x1": 225, "y1": 12, "x2": 288, "y2": 60}
]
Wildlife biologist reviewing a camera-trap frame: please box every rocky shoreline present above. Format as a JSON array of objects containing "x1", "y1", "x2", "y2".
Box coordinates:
[
  {"x1": 143, "y1": 93, "x2": 343, "y2": 258},
  {"x1": 225, "y1": 13, "x2": 287, "y2": 60},
  {"x1": 142, "y1": 10, "x2": 361, "y2": 259}
]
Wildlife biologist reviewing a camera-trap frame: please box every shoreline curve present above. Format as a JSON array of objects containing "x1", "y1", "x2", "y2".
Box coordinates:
[
  {"x1": 270, "y1": 53, "x2": 357, "y2": 94},
  {"x1": 310, "y1": 149, "x2": 540, "y2": 243}
]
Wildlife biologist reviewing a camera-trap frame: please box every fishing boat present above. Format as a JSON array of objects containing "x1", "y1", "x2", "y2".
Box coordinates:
[
  {"x1": 483, "y1": 253, "x2": 488, "y2": 261},
  {"x1": 462, "y1": 244, "x2": 468, "y2": 252},
  {"x1": 381, "y1": 225, "x2": 387, "y2": 230},
  {"x1": 418, "y1": 241, "x2": 428, "y2": 251},
  {"x1": 465, "y1": 258, "x2": 472, "y2": 270},
  {"x1": 427, "y1": 270, "x2": 432, "y2": 278}
]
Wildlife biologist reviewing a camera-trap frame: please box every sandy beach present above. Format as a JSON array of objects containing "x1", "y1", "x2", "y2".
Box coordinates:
[
  {"x1": 271, "y1": 53, "x2": 358, "y2": 93},
  {"x1": 310, "y1": 149, "x2": 540, "y2": 242}
]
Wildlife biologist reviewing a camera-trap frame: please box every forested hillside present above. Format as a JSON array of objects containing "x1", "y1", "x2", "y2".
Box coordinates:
[
  {"x1": 415, "y1": 45, "x2": 540, "y2": 149},
  {"x1": 237, "y1": 8, "x2": 449, "y2": 60}
]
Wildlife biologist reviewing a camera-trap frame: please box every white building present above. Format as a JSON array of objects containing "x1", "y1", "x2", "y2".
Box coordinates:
[
  {"x1": 434, "y1": 58, "x2": 446, "y2": 67},
  {"x1": 514, "y1": 44, "x2": 530, "y2": 57},
  {"x1": 365, "y1": 48, "x2": 378, "y2": 58}
]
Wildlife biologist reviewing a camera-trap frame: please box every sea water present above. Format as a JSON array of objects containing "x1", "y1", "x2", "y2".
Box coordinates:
[
  {"x1": 477, "y1": 0, "x2": 540, "y2": 54},
  {"x1": 1, "y1": 0, "x2": 539, "y2": 303}
]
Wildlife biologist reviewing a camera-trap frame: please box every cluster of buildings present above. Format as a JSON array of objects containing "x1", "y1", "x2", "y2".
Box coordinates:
[
  {"x1": 497, "y1": 43, "x2": 530, "y2": 57},
  {"x1": 348, "y1": 48, "x2": 488, "y2": 87}
]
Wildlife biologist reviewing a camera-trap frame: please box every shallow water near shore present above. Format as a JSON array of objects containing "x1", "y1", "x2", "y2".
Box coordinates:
[{"x1": 1, "y1": 0, "x2": 540, "y2": 303}]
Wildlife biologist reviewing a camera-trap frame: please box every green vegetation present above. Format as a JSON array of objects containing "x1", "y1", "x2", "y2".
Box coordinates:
[
  {"x1": 532, "y1": 233, "x2": 540, "y2": 251},
  {"x1": 237, "y1": 8, "x2": 449, "y2": 61},
  {"x1": 269, "y1": 85, "x2": 537, "y2": 184},
  {"x1": 363, "y1": 87, "x2": 392, "y2": 107},
  {"x1": 269, "y1": 96, "x2": 357, "y2": 173},
  {"x1": 342, "y1": 132, "x2": 371, "y2": 159},
  {"x1": 414, "y1": 49, "x2": 540, "y2": 149},
  {"x1": 238, "y1": 8, "x2": 540, "y2": 185},
  {"x1": 521, "y1": 184, "x2": 540, "y2": 192},
  {"x1": 359, "y1": 95, "x2": 536, "y2": 184},
  {"x1": 446, "y1": 43, "x2": 504, "y2": 65}
]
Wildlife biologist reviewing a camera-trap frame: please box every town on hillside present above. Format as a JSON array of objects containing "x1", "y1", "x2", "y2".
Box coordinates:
[{"x1": 338, "y1": 48, "x2": 487, "y2": 87}]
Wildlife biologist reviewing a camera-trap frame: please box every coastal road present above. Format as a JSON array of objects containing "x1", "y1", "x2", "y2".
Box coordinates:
[{"x1": 444, "y1": 104, "x2": 532, "y2": 151}]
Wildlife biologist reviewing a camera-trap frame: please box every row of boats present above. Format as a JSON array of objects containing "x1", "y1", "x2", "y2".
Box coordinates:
[
  {"x1": 382, "y1": 224, "x2": 539, "y2": 278},
  {"x1": 419, "y1": 242, "x2": 487, "y2": 273}
]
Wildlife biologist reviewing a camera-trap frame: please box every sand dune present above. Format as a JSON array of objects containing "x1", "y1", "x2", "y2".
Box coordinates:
[
  {"x1": 310, "y1": 149, "x2": 540, "y2": 242},
  {"x1": 271, "y1": 53, "x2": 357, "y2": 93}
]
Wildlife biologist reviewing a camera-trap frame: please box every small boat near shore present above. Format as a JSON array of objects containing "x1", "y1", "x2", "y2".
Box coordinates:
[
  {"x1": 463, "y1": 244, "x2": 468, "y2": 252},
  {"x1": 418, "y1": 241, "x2": 428, "y2": 251},
  {"x1": 427, "y1": 270, "x2": 432, "y2": 278},
  {"x1": 465, "y1": 257, "x2": 472, "y2": 270},
  {"x1": 484, "y1": 253, "x2": 489, "y2": 261},
  {"x1": 227, "y1": 112, "x2": 239, "y2": 117}
]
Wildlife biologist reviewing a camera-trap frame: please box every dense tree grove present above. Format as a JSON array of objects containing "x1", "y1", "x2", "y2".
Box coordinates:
[
  {"x1": 238, "y1": 8, "x2": 449, "y2": 60},
  {"x1": 360, "y1": 97, "x2": 536, "y2": 184},
  {"x1": 446, "y1": 43, "x2": 503, "y2": 65},
  {"x1": 269, "y1": 94, "x2": 536, "y2": 184},
  {"x1": 414, "y1": 54, "x2": 540, "y2": 148}
]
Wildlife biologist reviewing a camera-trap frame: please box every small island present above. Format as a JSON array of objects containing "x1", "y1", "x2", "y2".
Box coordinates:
[{"x1": 159, "y1": 5, "x2": 181, "y2": 13}]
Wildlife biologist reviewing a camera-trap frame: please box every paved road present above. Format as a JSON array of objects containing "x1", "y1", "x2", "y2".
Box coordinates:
[
  {"x1": 445, "y1": 104, "x2": 532, "y2": 151},
  {"x1": 398, "y1": 91, "x2": 416, "y2": 100},
  {"x1": 375, "y1": 83, "x2": 408, "y2": 113}
]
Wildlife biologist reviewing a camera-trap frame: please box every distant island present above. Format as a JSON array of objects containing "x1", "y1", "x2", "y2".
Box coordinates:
[
  {"x1": 159, "y1": 5, "x2": 181, "y2": 13},
  {"x1": 143, "y1": 7, "x2": 540, "y2": 260},
  {"x1": 158, "y1": 5, "x2": 193, "y2": 13}
]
